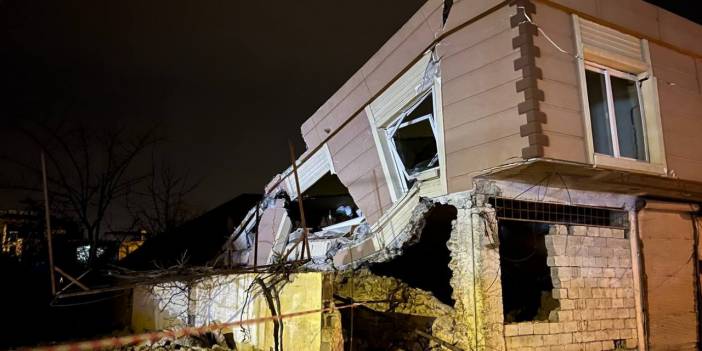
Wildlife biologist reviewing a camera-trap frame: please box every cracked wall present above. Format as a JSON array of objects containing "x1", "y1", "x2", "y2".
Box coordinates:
[
  {"x1": 330, "y1": 182, "x2": 641, "y2": 351},
  {"x1": 371, "y1": 203, "x2": 457, "y2": 306},
  {"x1": 331, "y1": 192, "x2": 506, "y2": 350}
]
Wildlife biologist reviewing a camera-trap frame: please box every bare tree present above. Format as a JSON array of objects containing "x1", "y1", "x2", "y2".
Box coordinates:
[
  {"x1": 127, "y1": 155, "x2": 200, "y2": 236},
  {"x1": 0, "y1": 119, "x2": 160, "y2": 264}
]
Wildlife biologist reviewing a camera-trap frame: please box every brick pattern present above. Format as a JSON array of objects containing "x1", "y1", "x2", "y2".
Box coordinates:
[
  {"x1": 504, "y1": 225, "x2": 638, "y2": 351},
  {"x1": 509, "y1": 0, "x2": 549, "y2": 159}
]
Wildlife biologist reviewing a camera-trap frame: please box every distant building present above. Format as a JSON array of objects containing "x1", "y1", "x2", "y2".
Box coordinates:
[
  {"x1": 99, "y1": 230, "x2": 148, "y2": 261},
  {"x1": 0, "y1": 209, "x2": 78, "y2": 261}
]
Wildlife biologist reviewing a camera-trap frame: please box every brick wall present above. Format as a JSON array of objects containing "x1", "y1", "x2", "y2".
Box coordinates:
[{"x1": 503, "y1": 224, "x2": 638, "y2": 351}]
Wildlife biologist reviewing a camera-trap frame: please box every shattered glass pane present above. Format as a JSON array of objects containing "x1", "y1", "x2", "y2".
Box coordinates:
[
  {"x1": 586, "y1": 70, "x2": 614, "y2": 156},
  {"x1": 611, "y1": 75, "x2": 646, "y2": 160},
  {"x1": 392, "y1": 94, "x2": 438, "y2": 177}
]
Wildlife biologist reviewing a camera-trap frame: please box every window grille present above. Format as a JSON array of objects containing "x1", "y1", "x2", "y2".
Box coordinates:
[{"x1": 488, "y1": 197, "x2": 628, "y2": 229}]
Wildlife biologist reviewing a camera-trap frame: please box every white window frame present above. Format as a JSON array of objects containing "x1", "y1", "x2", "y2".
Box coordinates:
[
  {"x1": 573, "y1": 15, "x2": 667, "y2": 175},
  {"x1": 384, "y1": 90, "x2": 440, "y2": 185},
  {"x1": 584, "y1": 62, "x2": 649, "y2": 162},
  {"x1": 366, "y1": 52, "x2": 447, "y2": 202}
]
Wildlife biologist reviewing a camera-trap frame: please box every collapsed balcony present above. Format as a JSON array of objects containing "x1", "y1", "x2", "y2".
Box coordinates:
[{"x1": 222, "y1": 140, "x2": 446, "y2": 271}]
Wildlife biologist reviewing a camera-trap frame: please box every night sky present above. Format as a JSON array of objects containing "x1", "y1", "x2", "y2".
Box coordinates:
[
  {"x1": 0, "y1": 0, "x2": 426, "y2": 212},
  {"x1": 1, "y1": 1, "x2": 699, "y2": 213}
]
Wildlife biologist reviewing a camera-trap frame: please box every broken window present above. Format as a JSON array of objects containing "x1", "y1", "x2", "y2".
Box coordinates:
[
  {"x1": 385, "y1": 92, "x2": 439, "y2": 184},
  {"x1": 367, "y1": 52, "x2": 443, "y2": 201},
  {"x1": 285, "y1": 172, "x2": 361, "y2": 232},
  {"x1": 585, "y1": 64, "x2": 647, "y2": 161},
  {"x1": 498, "y1": 220, "x2": 558, "y2": 323}
]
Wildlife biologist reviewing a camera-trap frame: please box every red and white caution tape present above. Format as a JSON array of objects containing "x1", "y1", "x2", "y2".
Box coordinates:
[{"x1": 26, "y1": 303, "x2": 363, "y2": 351}]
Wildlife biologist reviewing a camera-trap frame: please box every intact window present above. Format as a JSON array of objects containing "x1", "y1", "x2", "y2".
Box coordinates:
[
  {"x1": 385, "y1": 92, "x2": 439, "y2": 183},
  {"x1": 585, "y1": 64, "x2": 647, "y2": 161}
]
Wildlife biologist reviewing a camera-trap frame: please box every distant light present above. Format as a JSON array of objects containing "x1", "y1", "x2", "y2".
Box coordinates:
[{"x1": 76, "y1": 245, "x2": 105, "y2": 263}]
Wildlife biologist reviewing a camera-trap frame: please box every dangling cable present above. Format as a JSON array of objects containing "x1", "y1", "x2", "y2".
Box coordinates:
[{"x1": 517, "y1": 6, "x2": 583, "y2": 61}]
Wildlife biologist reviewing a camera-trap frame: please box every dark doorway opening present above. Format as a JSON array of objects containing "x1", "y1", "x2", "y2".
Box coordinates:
[
  {"x1": 498, "y1": 220, "x2": 559, "y2": 323},
  {"x1": 371, "y1": 204, "x2": 456, "y2": 306}
]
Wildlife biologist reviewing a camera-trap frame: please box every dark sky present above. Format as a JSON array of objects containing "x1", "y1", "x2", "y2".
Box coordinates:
[
  {"x1": 0, "y1": 1, "x2": 699, "y2": 212},
  {"x1": 0, "y1": 1, "x2": 426, "y2": 212}
]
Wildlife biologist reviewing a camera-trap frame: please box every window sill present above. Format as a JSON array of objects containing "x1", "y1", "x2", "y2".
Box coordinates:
[
  {"x1": 593, "y1": 154, "x2": 666, "y2": 175},
  {"x1": 413, "y1": 167, "x2": 440, "y2": 181}
]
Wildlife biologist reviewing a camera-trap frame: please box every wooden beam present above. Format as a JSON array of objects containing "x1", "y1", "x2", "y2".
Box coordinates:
[
  {"x1": 57, "y1": 269, "x2": 92, "y2": 294},
  {"x1": 288, "y1": 141, "x2": 312, "y2": 261},
  {"x1": 55, "y1": 266, "x2": 90, "y2": 291}
]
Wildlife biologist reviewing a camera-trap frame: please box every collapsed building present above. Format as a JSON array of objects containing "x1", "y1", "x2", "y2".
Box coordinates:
[{"x1": 133, "y1": 0, "x2": 702, "y2": 350}]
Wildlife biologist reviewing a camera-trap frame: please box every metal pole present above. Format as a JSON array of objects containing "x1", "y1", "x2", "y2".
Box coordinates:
[
  {"x1": 253, "y1": 202, "x2": 260, "y2": 270},
  {"x1": 288, "y1": 141, "x2": 311, "y2": 261},
  {"x1": 41, "y1": 152, "x2": 56, "y2": 296}
]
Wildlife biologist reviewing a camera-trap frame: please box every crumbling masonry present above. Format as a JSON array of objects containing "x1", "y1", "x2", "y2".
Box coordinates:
[{"x1": 133, "y1": 0, "x2": 702, "y2": 349}]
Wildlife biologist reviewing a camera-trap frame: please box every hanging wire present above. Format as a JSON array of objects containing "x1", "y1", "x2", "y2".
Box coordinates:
[
  {"x1": 517, "y1": 6, "x2": 583, "y2": 61},
  {"x1": 514, "y1": 174, "x2": 551, "y2": 200},
  {"x1": 555, "y1": 172, "x2": 574, "y2": 206}
]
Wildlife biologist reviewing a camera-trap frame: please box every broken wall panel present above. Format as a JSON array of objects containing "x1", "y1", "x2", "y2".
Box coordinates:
[
  {"x1": 299, "y1": 0, "x2": 435, "y2": 152},
  {"x1": 284, "y1": 144, "x2": 336, "y2": 200},
  {"x1": 252, "y1": 200, "x2": 290, "y2": 266},
  {"x1": 300, "y1": 1, "x2": 532, "y2": 199},
  {"x1": 368, "y1": 54, "x2": 433, "y2": 127},
  {"x1": 326, "y1": 111, "x2": 393, "y2": 224},
  {"x1": 370, "y1": 204, "x2": 457, "y2": 306}
]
